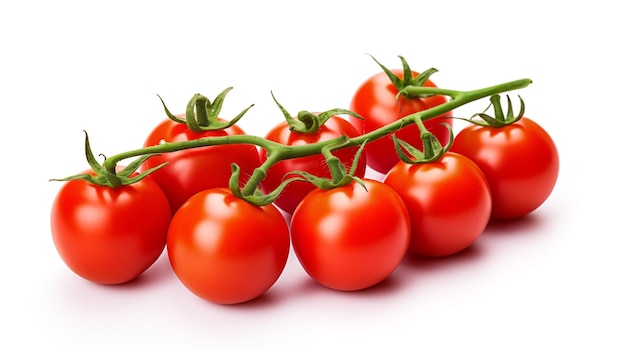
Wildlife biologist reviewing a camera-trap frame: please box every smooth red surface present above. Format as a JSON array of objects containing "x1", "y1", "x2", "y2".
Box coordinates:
[
  {"x1": 384, "y1": 153, "x2": 492, "y2": 257},
  {"x1": 290, "y1": 179, "x2": 410, "y2": 291},
  {"x1": 50, "y1": 173, "x2": 171, "y2": 284},
  {"x1": 166, "y1": 188, "x2": 290, "y2": 304},
  {"x1": 451, "y1": 117, "x2": 559, "y2": 219}
]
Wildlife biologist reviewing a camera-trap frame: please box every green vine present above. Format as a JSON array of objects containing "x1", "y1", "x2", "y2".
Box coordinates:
[{"x1": 53, "y1": 77, "x2": 532, "y2": 206}]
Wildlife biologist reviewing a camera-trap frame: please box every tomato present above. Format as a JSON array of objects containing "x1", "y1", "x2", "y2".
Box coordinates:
[
  {"x1": 260, "y1": 116, "x2": 366, "y2": 214},
  {"x1": 350, "y1": 69, "x2": 452, "y2": 174},
  {"x1": 290, "y1": 179, "x2": 410, "y2": 291},
  {"x1": 383, "y1": 153, "x2": 492, "y2": 257},
  {"x1": 167, "y1": 188, "x2": 290, "y2": 304},
  {"x1": 50, "y1": 172, "x2": 171, "y2": 284},
  {"x1": 142, "y1": 116, "x2": 261, "y2": 213},
  {"x1": 450, "y1": 117, "x2": 559, "y2": 219}
]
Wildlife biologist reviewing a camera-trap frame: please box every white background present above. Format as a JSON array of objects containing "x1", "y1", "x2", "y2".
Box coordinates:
[{"x1": 2, "y1": 1, "x2": 624, "y2": 350}]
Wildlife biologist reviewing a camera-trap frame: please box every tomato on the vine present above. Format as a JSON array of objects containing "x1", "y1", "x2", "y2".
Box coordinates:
[
  {"x1": 383, "y1": 152, "x2": 492, "y2": 257},
  {"x1": 141, "y1": 91, "x2": 261, "y2": 213},
  {"x1": 142, "y1": 115, "x2": 261, "y2": 214},
  {"x1": 260, "y1": 115, "x2": 366, "y2": 214},
  {"x1": 167, "y1": 187, "x2": 290, "y2": 304},
  {"x1": 290, "y1": 179, "x2": 410, "y2": 291},
  {"x1": 350, "y1": 57, "x2": 452, "y2": 174},
  {"x1": 50, "y1": 171, "x2": 171, "y2": 285},
  {"x1": 144, "y1": 115, "x2": 261, "y2": 213},
  {"x1": 451, "y1": 116, "x2": 559, "y2": 219}
]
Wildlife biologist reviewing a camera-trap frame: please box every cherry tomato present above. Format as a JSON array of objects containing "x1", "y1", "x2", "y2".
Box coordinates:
[
  {"x1": 350, "y1": 69, "x2": 452, "y2": 174},
  {"x1": 260, "y1": 116, "x2": 366, "y2": 214},
  {"x1": 142, "y1": 117, "x2": 261, "y2": 213},
  {"x1": 450, "y1": 117, "x2": 559, "y2": 219},
  {"x1": 167, "y1": 188, "x2": 290, "y2": 304},
  {"x1": 50, "y1": 172, "x2": 171, "y2": 284},
  {"x1": 383, "y1": 153, "x2": 492, "y2": 257},
  {"x1": 290, "y1": 179, "x2": 410, "y2": 291}
]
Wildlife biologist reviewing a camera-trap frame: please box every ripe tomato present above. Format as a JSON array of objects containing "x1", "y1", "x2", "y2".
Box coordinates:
[
  {"x1": 167, "y1": 188, "x2": 290, "y2": 304},
  {"x1": 383, "y1": 153, "x2": 492, "y2": 257},
  {"x1": 50, "y1": 172, "x2": 171, "y2": 284},
  {"x1": 450, "y1": 117, "x2": 559, "y2": 219},
  {"x1": 142, "y1": 116, "x2": 261, "y2": 213},
  {"x1": 290, "y1": 179, "x2": 410, "y2": 291},
  {"x1": 259, "y1": 116, "x2": 366, "y2": 214},
  {"x1": 350, "y1": 69, "x2": 452, "y2": 174}
]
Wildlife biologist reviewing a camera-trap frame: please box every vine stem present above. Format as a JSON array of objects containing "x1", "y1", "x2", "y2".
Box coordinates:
[{"x1": 102, "y1": 78, "x2": 532, "y2": 197}]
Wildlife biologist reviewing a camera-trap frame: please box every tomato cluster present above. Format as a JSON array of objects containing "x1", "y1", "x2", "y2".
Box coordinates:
[{"x1": 50, "y1": 56, "x2": 558, "y2": 304}]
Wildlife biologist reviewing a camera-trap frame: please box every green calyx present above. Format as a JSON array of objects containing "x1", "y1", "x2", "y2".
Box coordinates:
[
  {"x1": 457, "y1": 94, "x2": 525, "y2": 127},
  {"x1": 393, "y1": 117, "x2": 454, "y2": 164},
  {"x1": 158, "y1": 87, "x2": 254, "y2": 132},
  {"x1": 288, "y1": 137, "x2": 367, "y2": 191},
  {"x1": 369, "y1": 54, "x2": 439, "y2": 99},
  {"x1": 49, "y1": 131, "x2": 167, "y2": 188},
  {"x1": 229, "y1": 163, "x2": 303, "y2": 206},
  {"x1": 271, "y1": 91, "x2": 363, "y2": 134}
]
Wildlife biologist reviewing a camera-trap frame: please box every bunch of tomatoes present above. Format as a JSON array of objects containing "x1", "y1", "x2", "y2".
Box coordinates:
[{"x1": 50, "y1": 56, "x2": 559, "y2": 305}]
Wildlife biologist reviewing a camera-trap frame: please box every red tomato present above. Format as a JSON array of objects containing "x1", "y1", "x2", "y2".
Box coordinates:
[
  {"x1": 450, "y1": 117, "x2": 559, "y2": 219},
  {"x1": 167, "y1": 188, "x2": 290, "y2": 304},
  {"x1": 50, "y1": 172, "x2": 171, "y2": 284},
  {"x1": 259, "y1": 116, "x2": 366, "y2": 214},
  {"x1": 383, "y1": 153, "x2": 492, "y2": 257},
  {"x1": 142, "y1": 117, "x2": 261, "y2": 213},
  {"x1": 290, "y1": 179, "x2": 410, "y2": 291},
  {"x1": 350, "y1": 69, "x2": 452, "y2": 174}
]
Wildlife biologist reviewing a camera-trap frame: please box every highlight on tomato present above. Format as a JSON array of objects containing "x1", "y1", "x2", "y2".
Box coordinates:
[
  {"x1": 141, "y1": 89, "x2": 261, "y2": 213},
  {"x1": 350, "y1": 55, "x2": 453, "y2": 174},
  {"x1": 259, "y1": 93, "x2": 367, "y2": 214},
  {"x1": 450, "y1": 95, "x2": 559, "y2": 219},
  {"x1": 166, "y1": 187, "x2": 290, "y2": 304},
  {"x1": 50, "y1": 134, "x2": 171, "y2": 285},
  {"x1": 290, "y1": 178, "x2": 411, "y2": 291}
]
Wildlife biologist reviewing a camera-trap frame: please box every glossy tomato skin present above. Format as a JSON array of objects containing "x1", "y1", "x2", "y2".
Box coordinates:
[
  {"x1": 142, "y1": 118, "x2": 261, "y2": 213},
  {"x1": 260, "y1": 116, "x2": 367, "y2": 214},
  {"x1": 450, "y1": 117, "x2": 559, "y2": 219},
  {"x1": 50, "y1": 173, "x2": 171, "y2": 284},
  {"x1": 350, "y1": 69, "x2": 453, "y2": 174},
  {"x1": 384, "y1": 153, "x2": 492, "y2": 257},
  {"x1": 167, "y1": 188, "x2": 290, "y2": 304},
  {"x1": 290, "y1": 179, "x2": 410, "y2": 291}
]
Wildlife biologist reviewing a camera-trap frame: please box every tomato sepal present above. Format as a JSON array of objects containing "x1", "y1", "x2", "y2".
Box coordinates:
[
  {"x1": 392, "y1": 122, "x2": 454, "y2": 164},
  {"x1": 270, "y1": 91, "x2": 363, "y2": 134},
  {"x1": 50, "y1": 131, "x2": 167, "y2": 188},
  {"x1": 158, "y1": 87, "x2": 253, "y2": 132},
  {"x1": 229, "y1": 163, "x2": 304, "y2": 206},
  {"x1": 456, "y1": 94, "x2": 525, "y2": 128},
  {"x1": 368, "y1": 54, "x2": 439, "y2": 98},
  {"x1": 287, "y1": 138, "x2": 367, "y2": 190}
]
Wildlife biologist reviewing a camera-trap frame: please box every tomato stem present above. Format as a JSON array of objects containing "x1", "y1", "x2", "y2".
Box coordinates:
[
  {"x1": 240, "y1": 151, "x2": 281, "y2": 196},
  {"x1": 321, "y1": 138, "x2": 350, "y2": 183}
]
